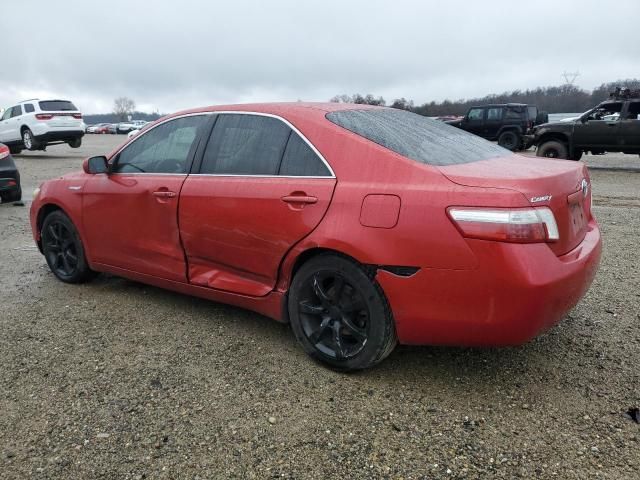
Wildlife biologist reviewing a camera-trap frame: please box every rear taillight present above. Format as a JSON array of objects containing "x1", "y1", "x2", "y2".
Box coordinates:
[
  {"x1": 448, "y1": 207, "x2": 559, "y2": 243},
  {"x1": 36, "y1": 114, "x2": 53, "y2": 120},
  {"x1": 0, "y1": 144, "x2": 9, "y2": 160},
  {"x1": 73, "y1": 113, "x2": 82, "y2": 119}
]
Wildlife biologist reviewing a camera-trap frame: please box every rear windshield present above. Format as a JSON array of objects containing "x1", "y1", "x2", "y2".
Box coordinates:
[
  {"x1": 39, "y1": 100, "x2": 77, "y2": 111},
  {"x1": 326, "y1": 109, "x2": 511, "y2": 166}
]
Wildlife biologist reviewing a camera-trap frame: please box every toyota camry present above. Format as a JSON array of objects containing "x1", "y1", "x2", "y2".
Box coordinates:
[{"x1": 29, "y1": 103, "x2": 601, "y2": 370}]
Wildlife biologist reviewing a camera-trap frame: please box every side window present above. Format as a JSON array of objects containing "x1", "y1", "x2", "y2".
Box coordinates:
[
  {"x1": 586, "y1": 102, "x2": 623, "y2": 121},
  {"x1": 279, "y1": 132, "x2": 331, "y2": 177},
  {"x1": 24, "y1": 104, "x2": 35, "y2": 113},
  {"x1": 10, "y1": 106, "x2": 22, "y2": 118},
  {"x1": 201, "y1": 114, "x2": 290, "y2": 175},
  {"x1": 467, "y1": 108, "x2": 484, "y2": 121},
  {"x1": 504, "y1": 107, "x2": 523, "y2": 120},
  {"x1": 0, "y1": 109, "x2": 11, "y2": 121},
  {"x1": 486, "y1": 108, "x2": 503, "y2": 120},
  {"x1": 625, "y1": 102, "x2": 640, "y2": 120},
  {"x1": 113, "y1": 115, "x2": 205, "y2": 174}
]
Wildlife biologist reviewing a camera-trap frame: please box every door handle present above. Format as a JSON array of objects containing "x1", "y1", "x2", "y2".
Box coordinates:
[
  {"x1": 281, "y1": 194, "x2": 318, "y2": 204},
  {"x1": 152, "y1": 190, "x2": 176, "y2": 198}
]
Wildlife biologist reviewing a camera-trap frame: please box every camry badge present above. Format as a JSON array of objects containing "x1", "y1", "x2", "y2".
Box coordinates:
[{"x1": 530, "y1": 195, "x2": 552, "y2": 203}]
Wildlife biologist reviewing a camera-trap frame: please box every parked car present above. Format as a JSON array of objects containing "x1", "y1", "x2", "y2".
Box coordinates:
[
  {"x1": 88, "y1": 123, "x2": 111, "y2": 134},
  {"x1": 0, "y1": 143, "x2": 21, "y2": 203},
  {"x1": 0, "y1": 99, "x2": 84, "y2": 153},
  {"x1": 107, "y1": 124, "x2": 118, "y2": 135},
  {"x1": 29, "y1": 103, "x2": 601, "y2": 370},
  {"x1": 525, "y1": 92, "x2": 640, "y2": 159},
  {"x1": 116, "y1": 122, "x2": 136, "y2": 134},
  {"x1": 447, "y1": 103, "x2": 548, "y2": 151},
  {"x1": 131, "y1": 120, "x2": 148, "y2": 129}
]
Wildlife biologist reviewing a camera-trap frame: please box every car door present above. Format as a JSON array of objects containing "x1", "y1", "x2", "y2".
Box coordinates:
[
  {"x1": 461, "y1": 108, "x2": 485, "y2": 137},
  {"x1": 484, "y1": 107, "x2": 503, "y2": 139},
  {"x1": 619, "y1": 101, "x2": 640, "y2": 150},
  {"x1": 82, "y1": 114, "x2": 210, "y2": 281},
  {"x1": 0, "y1": 108, "x2": 12, "y2": 141},
  {"x1": 179, "y1": 113, "x2": 336, "y2": 297},
  {"x1": 572, "y1": 102, "x2": 622, "y2": 149},
  {"x1": 6, "y1": 105, "x2": 23, "y2": 142}
]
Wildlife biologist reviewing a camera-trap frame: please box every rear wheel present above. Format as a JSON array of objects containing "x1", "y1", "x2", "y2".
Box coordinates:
[
  {"x1": 41, "y1": 210, "x2": 96, "y2": 283},
  {"x1": 288, "y1": 254, "x2": 397, "y2": 371},
  {"x1": 0, "y1": 187, "x2": 21, "y2": 203},
  {"x1": 22, "y1": 128, "x2": 40, "y2": 151},
  {"x1": 498, "y1": 131, "x2": 520, "y2": 151},
  {"x1": 537, "y1": 140, "x2": 568, "y2": 159},
  {"x1": 68, "y1": 137, "x2": 82, "y2": 148}
]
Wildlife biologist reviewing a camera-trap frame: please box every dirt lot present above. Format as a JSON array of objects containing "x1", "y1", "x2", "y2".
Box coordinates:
[{"x1": 1, "y1": 135, "x2": 639, "y2": 479}]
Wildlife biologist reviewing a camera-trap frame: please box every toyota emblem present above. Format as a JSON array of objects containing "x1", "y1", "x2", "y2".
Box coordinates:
[{"x1": 581, "y1": 179, "x2": 589, "y2": 198}]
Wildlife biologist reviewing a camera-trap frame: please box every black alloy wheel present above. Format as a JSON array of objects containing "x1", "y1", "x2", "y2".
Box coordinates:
[
  {"x1": 41, "y1": 211, "x2": 96, "y2": 283},
  {"x1": 298, "y1": 271, "x2": 369, "y2": 360},
  {"x1": 289, "y1": 254, "x2": 397, "y2": 370}
]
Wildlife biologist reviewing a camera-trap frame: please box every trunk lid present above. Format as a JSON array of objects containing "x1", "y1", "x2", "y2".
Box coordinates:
[{"x1": 439, "y1": 155, "x2": 592, "y2": 256}]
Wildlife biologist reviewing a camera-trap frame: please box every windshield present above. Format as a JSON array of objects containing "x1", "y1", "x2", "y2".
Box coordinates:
[{"x1": 326, "y1": 108, "x2": 512, "y2": 166}]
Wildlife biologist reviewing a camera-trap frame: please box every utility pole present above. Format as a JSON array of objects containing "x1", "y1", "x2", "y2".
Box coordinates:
[{"x1": 562, "y1": 71, "x2": 580, "y2": 85}]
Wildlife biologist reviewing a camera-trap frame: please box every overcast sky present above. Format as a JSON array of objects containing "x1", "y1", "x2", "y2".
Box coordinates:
[{"x1": 2, "y1": 0, "x2": 638, "y2": 114}]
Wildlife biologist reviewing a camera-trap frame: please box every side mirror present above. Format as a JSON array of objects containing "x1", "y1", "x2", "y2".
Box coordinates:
[{"x1": 83, "y1": 155, "x2": 108, "y2": 174}]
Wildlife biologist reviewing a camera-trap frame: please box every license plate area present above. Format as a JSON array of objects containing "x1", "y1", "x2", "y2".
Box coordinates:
[{"x1": 569, "y1": 202, "x2": 587, "y2": 235}]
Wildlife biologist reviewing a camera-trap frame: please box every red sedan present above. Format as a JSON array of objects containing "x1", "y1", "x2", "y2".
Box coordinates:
[{"x1": 30, "y1": 103, "x2": 601, "y2": 370}]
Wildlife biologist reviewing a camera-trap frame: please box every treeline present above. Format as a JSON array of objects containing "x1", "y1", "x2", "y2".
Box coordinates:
[
  {"x1": 331, "y1": 79, "x2": 640, "y2": 116},
  {"x1": 84, "y1": 111, "x2": 163, "y2": 125}
]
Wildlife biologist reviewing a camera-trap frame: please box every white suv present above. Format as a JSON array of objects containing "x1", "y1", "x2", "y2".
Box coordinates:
[{"x1": 0, "y1": 99, "x2": 84, "y2": 153}]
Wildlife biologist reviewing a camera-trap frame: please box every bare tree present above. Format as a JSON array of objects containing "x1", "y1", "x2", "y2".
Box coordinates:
[{"x1": 113, "y1": 97, "x2": 136, "y2": 121}]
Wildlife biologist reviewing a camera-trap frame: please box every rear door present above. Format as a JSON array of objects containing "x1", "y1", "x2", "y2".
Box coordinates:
[
  {"x1": 82, "y1": 114, "x2": 209, "y2": 281},
  {"x1": 619, "y1": 101, "x2": 640, "y2": 150},
  {"x1": 179, "y1": 113, "x2": 336, "y2": 296}
]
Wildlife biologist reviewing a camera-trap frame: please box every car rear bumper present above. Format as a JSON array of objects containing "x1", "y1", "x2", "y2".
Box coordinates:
[
  {"x1": 376, "y1": 219, "x2": 602, "y2": 346},
  {"x1": 33, "y1": 130, "x2": 84, "y2": 142}
]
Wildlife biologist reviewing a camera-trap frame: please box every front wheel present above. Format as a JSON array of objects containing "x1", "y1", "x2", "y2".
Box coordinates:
[
  {"x1": 536, "y1": 140, "x2": 568, "y2": 159},
  {"x1": 288, "y1": 254, "x2": 397, "y2": 370},
  {"x1": 22, "y1": 128, "x2": 40, "y2": 151},
  {"x1": 68, "y1": 137, "x2": 82, "y2": 148},
  {"x1": 41, "y1": 210, "x2": 96, "y2": 283}
]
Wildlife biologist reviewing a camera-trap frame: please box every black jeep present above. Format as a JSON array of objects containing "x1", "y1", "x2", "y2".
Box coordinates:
[
  {"x1": 446, "y1": 103, "x2": 547, "y2": 151},
  {"x1": 525, "y1": 88, "x2": 640, "y2": 160}
]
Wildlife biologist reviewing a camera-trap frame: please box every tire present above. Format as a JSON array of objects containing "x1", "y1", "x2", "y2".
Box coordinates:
[
  {"x1": 22, "y1": 128, "x2": 40, "y2": 151},
  {"x1": 498, "y1": 131, "x2": 520, "y2": 151},
  {"x1": 41, "y1": 210, "x2": 96, "y2": 283},
  {"x1": 8, "y1": 145, "x2": 22, "y2": 155},
  {"x1": 0, "y1": 187, "x2": 21, "y2": 203},
  {"x1": 536, "y1": 140, "x2": 568, "y2": 159},
  {"x1": 288, "y1": 254, "x2": 397, "y2": 371},
  {"x1": 68, "y1": 137, "x2": 82, "y2": 148}
]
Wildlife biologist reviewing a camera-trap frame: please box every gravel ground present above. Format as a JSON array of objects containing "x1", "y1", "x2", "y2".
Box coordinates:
[{"x1": 1, "y1": 135, "x2": 639, "y2": 479}]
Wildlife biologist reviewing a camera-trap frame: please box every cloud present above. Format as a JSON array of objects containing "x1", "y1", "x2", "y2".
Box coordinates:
[{"x1": 1, "y1": 0, "x2": 638, "y2": 113}]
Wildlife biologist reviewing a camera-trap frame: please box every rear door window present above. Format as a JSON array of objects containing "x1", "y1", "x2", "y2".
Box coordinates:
[
  {"x1": 486, "y1": 108, "x2": 503, "y2": 120},
  {"x1": 38, "y1": 100, "x2": 77, "y2": 111},
  {"x1": 10, "y1": 106, "x2": 22, "y2": 117},
  {"x1": 279, "y1": 132, "x2": 331, "y2": 176},
  {"x1": 625, "y1": 102, "x2": 640, "y2": 120},
  {"x1": 200, "y1": 114, "x2": 290, "y2": 175}
]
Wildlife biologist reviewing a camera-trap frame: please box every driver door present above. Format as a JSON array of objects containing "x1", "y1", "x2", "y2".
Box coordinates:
[
  {"x1": 572, "y1": 102, "x2": 622, "y2": 149},
  {"x1": 81, "y1": 114, "x2": 210, "y2": 281}
]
